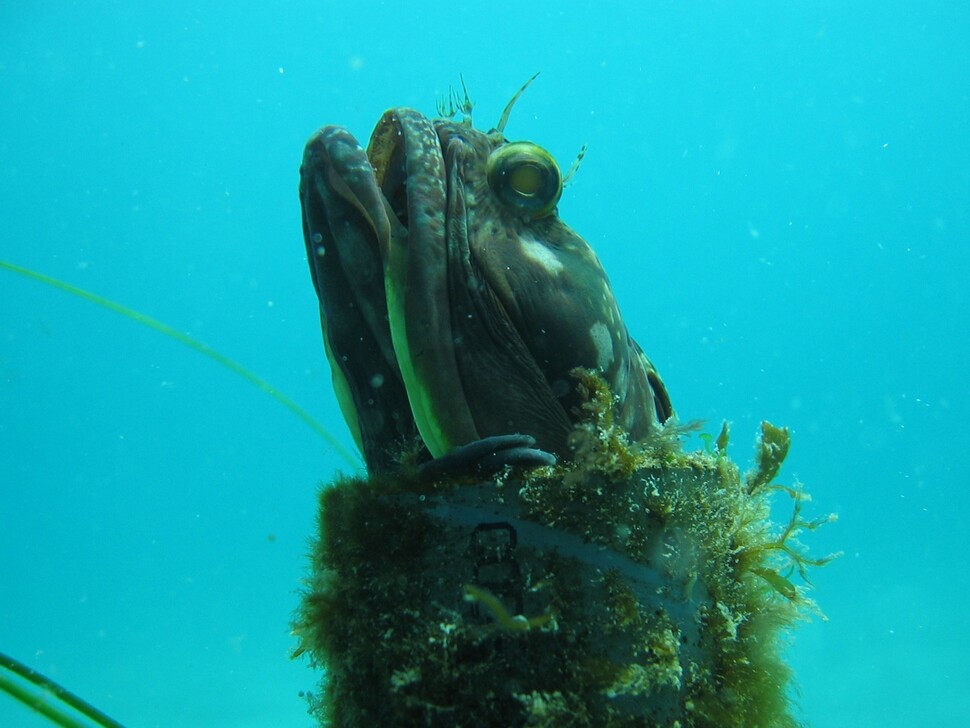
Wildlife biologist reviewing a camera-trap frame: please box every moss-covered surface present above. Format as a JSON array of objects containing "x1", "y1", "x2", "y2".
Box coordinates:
[{"x1": 294, "y1": 377, "x2": 836, "y2": 727}]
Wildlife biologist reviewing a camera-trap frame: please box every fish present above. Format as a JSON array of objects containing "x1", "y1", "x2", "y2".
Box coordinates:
[{"x1": 299, "y1": 84, "x2": 672, "y2": 474}]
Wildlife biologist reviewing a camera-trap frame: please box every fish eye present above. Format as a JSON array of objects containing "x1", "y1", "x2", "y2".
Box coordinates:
[{"x1": 486, "y1": 141, "x2": 562, "y2": 217}]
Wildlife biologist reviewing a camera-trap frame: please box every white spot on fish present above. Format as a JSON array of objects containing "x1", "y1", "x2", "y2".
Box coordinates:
[
  {"x1": 589, "y1": 321, "x2": 614, "y2": 371},
  {"x1": 519, "y1": 234, "x2": 564, "y2": 274}
]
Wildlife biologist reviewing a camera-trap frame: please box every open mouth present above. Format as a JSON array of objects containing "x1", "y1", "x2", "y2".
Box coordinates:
[
  {"x1": 366, "y1": 110, "x2": 459, "y2": 241},
  {"x1": 373, "y1": 131, "x2": 412, "y2": 232}
]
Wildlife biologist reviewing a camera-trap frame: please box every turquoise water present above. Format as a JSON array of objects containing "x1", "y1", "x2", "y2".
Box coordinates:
[{"x1": 1, "y1": 2, "x2": 967, "y2": 726}]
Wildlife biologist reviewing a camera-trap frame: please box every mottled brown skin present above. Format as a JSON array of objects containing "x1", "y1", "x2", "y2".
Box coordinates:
[{"x1": 300, "y1": 108, "x2": 672, "y2": 474}]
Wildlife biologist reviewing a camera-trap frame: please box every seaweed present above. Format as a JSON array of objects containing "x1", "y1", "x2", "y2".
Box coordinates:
[
  {"x1": 0, "y1": 651, "x2": 124, "y2": 728},
  {"x1": 296, "y1": 376, "x2": 837, "y2": 726},
  {"x1": 0, "y1": 259, "x2": 357, "y2": 467}
]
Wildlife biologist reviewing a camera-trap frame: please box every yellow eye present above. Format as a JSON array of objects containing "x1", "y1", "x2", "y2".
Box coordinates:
[{"x1": 486, "y1": 141, "x2": 562, "y2": 217}]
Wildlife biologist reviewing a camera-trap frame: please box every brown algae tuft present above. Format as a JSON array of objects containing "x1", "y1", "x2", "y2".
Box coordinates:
[{"x1": 294, "y1": 379, "x2": 836, "y2": 726}]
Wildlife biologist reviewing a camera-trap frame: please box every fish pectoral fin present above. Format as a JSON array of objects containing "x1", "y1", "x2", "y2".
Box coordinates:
[{"x1": 417, "y1": 434, "x2": 556, "y2": 482}]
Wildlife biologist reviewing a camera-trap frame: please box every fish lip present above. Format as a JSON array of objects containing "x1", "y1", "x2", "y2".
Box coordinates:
[
  {"x1": 365, "y1": 110, "x2": 406, "y2": 195},
  {"x1": 366, "y1": 109, "x2": 431, "y2": 230},
  {"x1": 365, "y1": 108, "x2": 483, "y2": 455},
  {"x1": 366, "y1": 109, "x2": 472, "y2": 233}
]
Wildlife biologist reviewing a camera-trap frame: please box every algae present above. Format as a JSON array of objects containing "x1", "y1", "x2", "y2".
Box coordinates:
[{"x1": 295, "y1": 375, "x2": 836, "y2": 727}]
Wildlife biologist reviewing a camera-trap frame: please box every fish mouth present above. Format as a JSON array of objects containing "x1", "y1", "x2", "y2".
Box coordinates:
[
  {"x1": 366, "y1": 108, "x2": 467, "y2": 240},
  {"x1": 367, "y1": 116, "x2": 412, "y2": 231}
]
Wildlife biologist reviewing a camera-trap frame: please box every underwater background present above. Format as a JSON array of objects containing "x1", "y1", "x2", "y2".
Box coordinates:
[{"x1": 1, "y1": 1, "x2": 967, "y2": 726}]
